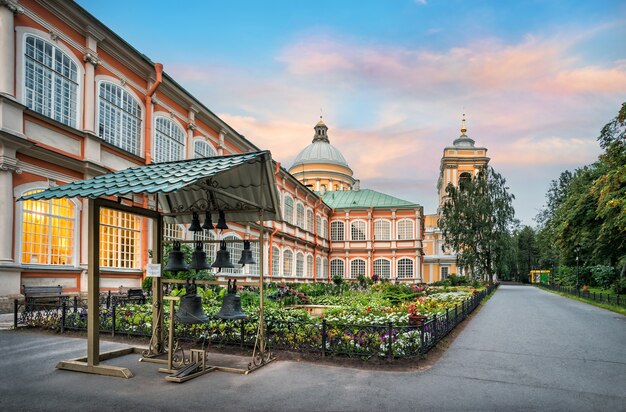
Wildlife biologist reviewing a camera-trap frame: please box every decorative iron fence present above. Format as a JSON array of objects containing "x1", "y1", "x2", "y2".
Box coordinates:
[
  {"x1": 13, "y1": 284, "x2": 497, "y2": 359},
  {"x1": 538, "y1": 284, "x2": 625, "y2": 308}
]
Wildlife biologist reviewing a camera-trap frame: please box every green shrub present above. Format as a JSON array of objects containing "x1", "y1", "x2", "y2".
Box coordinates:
[{"x1": 590, "y1": 265, "x2": 617, "y2": 289}]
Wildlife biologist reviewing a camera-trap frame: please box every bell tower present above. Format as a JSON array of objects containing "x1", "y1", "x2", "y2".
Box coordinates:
[{"x1": 437, "y1": 114, "x2": 490, "y2": 211}]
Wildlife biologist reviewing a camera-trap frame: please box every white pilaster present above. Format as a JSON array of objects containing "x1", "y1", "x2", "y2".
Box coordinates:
[
  {"x1": 0, "y1": 1, "x2": 21, "y2": 97},
  {"x1": 0, "y1": 154, "x2": 19, "y2": 263}
]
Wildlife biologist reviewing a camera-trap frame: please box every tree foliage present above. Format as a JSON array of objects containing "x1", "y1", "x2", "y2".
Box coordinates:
[{"x1": 438, "y1": 167, "x2": 515, "y2": 282}]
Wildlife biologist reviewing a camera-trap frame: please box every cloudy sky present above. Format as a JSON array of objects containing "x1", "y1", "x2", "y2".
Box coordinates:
[{"x1": 78, "y1": 0, "x2": 626, "y2": 225}]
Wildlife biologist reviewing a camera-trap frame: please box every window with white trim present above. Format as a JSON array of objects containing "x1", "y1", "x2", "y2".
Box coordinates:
[
  {"x1": 164, "y1": 223, "x2": 184, "y2": 240},
  {"x1": 193, "y1": 140, "x2": 216, "y2": 158},
  {"x1": 98, "y1": 82, "x2": 141, "y2": 155},
  {"x1": 20, "y1": 189, "x2": 76, "y2": 265},
  {"x1": 373, "y1": 259, "x2": 391, "y2": 279},
  {"x1": 316, "y1": 256, "x2": 322, "y2": 278},
  {"x1": 100, "y1": 208, "x2": 141, "y2": 269},
  {"x1": 306, "y1": 209, "x2": 314, "y2": 232},
  {"x1": 296, "y1": 252, "x2": 304, "y2": 277},
  {"x1": 351, "y1": 221, "x2": 366, "y2": 241},
  {"x1": 283, "y1": 196, "x2": 293, "y2": 225},
  {"x1": 374, "y1": 220, "x2": 391, "y2": 240},
  {"x1": 220, "y1": 234, "x2": 243, "y2": 275},
  {"x1": 296, "y1": 203, "x2": 305, "y2": 228},
  {"x1": 350, "y1": 259, "x2": 366, "y2": 279},
  {"x1": 330, "y1": 221, "x2": 344, "y2": 241},
  {"x1": 322, "y1": 218, "x2": 328, "y2": 239},
  {"x1": 283, "y1": 249, "x2": 293, "y2": 276},
  {"x1": 323, "y1": 257, "x2": 328, "y2": 278},
  {"x1": 24, "y1": 35, "x2": 79, "y2": 127},
  {"x1": 272, "y1": 246, "x2": 280, "y2": 277},
  {"x1": 330, "y1": 259, "x2": 344, "y2": 278},
  {"x1": 316, "y1": 215, "x2": 322, "y2": 235},
  {"x1": 441, "y1": 266, "x2": 449, "y2": 279},
  {"x1": 397, "y1": 219, "x2": 414, "y2": 240},
  {"x1": 397, "y1": 258, "x2": 414, "y2": 279},
  {"x1": 194, "y1": 230, "x2": 216, "y2": 269},
  {"x1": 154, "y1": 117, "x2": 185, "y2": 163},
  {"x1": 307, "y1": 255, "x2": 314, "y2": 277}
]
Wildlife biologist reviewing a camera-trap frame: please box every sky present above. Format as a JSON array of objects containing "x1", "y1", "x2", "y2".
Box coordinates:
[{"x1": 77, "y1": 0, "x2": 626, "y2": 225}]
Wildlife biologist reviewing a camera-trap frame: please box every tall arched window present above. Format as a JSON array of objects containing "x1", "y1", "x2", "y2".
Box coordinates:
[
  {"x1": 221, "y1": 234, "x2": 243, "y2": 275},
  {"x1": 316, "y1": 256, "x2": 322, "y2": 278},
  {"x1": 351, "y1": 221, "x2": 366, "y2": 241},
  {"x1": 283, "y1": 249, "x2": 293, "y2": 276},
  {"x1": 316, "y1": 215, "x2": 322, "y2": 235},
  {"x1": 373, "y1": 259, "x2": 391, "y2": 279},
  {"x1": 98, "y1": 81, "x2": 142, "y2": 155},
  {"x1": 330, "y1": 221, "x2": 344, "y2": 241},
  {"x1": 397, "y1": 219, "x2": 414, "y2": 240},
  {"x1": 322, "y1": 218, "x2": 328, "y2": 238},
  {"x1": 397, "y1": 258, "x2": 414, "y2": 279},
  {"x1": 283, "y1": 196, "x2": 293, "y2": 225},
  {"x1": 350, "y1": 259, "x2": 366, "y2": 279},
  {"x1": 20, "y1": 189, "x2": 77, "y2": 265},
  {"x1": 296, "y1": 203, "x2": 305, "y2": 228},
  {"x1": 306, "y1": 209, "x2": 314, "y2": 232},
  {"x1": 154, "y1": 116, "x2": 185, "y2": 163},
  {"x1": 272, "y1": 246, "x2": 280, "y2": 277},
  {"x1": 24, "y1": 35, "x2": 79, "y2": 127},
  {"x1": 296, "y1": 252, "x2": 304, "y2": 277},
  {"x1": 193, "y1": 140, "x2": 216, "y2": 158},
  {"x1": 306, "y1": 255, "x2": 314, "y2": 277},
  {"x1": 374, "y1": 220, "x2": 391, "y2": 240},
  {"x1": 330, "y1": 259, "x2": 344, "y2": 278},
  {"x1": 323, "y1": 257, "x2": 329, "y2": 278}
]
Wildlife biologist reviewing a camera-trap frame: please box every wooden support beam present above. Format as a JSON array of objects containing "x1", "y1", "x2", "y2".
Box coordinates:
[{"x1": 87, "y1": 198, "x2": 100, "y2": 367}]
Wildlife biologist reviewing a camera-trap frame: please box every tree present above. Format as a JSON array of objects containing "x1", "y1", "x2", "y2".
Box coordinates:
[
  {"x1": 516, "y1": 226, "x2": 539, "y2": 282},
  {"x1": 438, "y1": 166, "x2": 516, "y2": 282}
]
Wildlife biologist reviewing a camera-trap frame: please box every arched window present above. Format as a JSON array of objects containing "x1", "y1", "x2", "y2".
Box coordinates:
[
  {"x1": 316, "y1": 215, "x2": 322, "y2": 236},
  {"x1": 374, "y1": 220, "x2": 391, "y2": 240},
  {"x1": 296, "y1": 203, "x2": 305, "y2": 228},
  {"x1": 98, "y1": 81, "x2": 142, "y2": 155},
  {"x1": 397, "y1": 219, "x2": 414, "y2": 240},
  {"x1": 397, "y1": 258, "x2": 413, "y2": 279},
  {"x1": 296, "y1": 252, "x2": 304, "y2": 277},
  {"x1": 330, "y1": 221, "x2": 344, "y2": 241},
  {"x1": 24, "y1": 35, "x2": 79, "y2": 127},
  {"x1": 283, "y1": 249, "x2": 293, "y2": 276},
  {"x1": 272, "y1": 246, "x2": 280, "y2": 277},
  {"x1": 322, "y1": 218, "x2": 328, "y2": 238},
  {"x1": 20, "y1": 189, "x2": 77, "y2": 265},
  {"x1": 350, "y1": 259, "x2": 366, "y2": 279},
  {"x1": 316, "y1": 256, "x2": 322, "y2": 278},
  {"x1": 307, "y1": 255, "x2": 314, "y2": 277},
  {"x1": 351, "y1": 221, "x2": 366, "y2": 241},
  {"x1": 221, "y1": 234, "x2": 244, "y2": 275},
  {"x1": 306, "y1": 209, "x2": 314, "y2": 232},
  {"x1": 100, "y1": 208, "x2": 141, "y2": 269},
  {"x1": 193, "y1": 140, "x2": 216, "y2": 158},
  {"x1": 283, "y1": 196, "x2": 293, "y2": 225},
  {"x1": 323, "y1": 257, "x2": 328, "y2": 278},
  {"x1": 154, "y1": 116, "x2": 185, "y2": 163},
  {"x1": 373, "y1": 259, "x2": 391, "y2": 279},
  {"x1": 330, "y1": 259, "x2": 344, "y2": 278}
]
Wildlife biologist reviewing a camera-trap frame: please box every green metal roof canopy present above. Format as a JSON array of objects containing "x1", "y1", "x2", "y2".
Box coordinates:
[
  {"x1": 321, "y1": 188, "x2": 420, "y2": 209},
  {"x1": 20, "y1": 151, "x2": 282, "y2": 223}
]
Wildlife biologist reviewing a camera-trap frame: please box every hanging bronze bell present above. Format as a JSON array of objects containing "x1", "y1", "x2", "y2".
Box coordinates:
[
  {"x1": 189, "y1": 211, "x2": 202, "y2": 232},
  {"x1": 164, "y1": 241, "x2": 189, "y2": 272},
  {"x1": 216, "y1": 280, "x2": 247, "y2": 320},
  {"x1": 238, "y1": 240, "x2": 256, "y2": 266},
  {"x1": 216, "y1": 210, "x2": 229, "y2": 230},
  {"x1": 211, "y1": 240, "x2": 235, "y2": 271},
  {"x1": 190, "y1": 241, "x2": 212, "y2": 271},
  {"x1": 202, "y1": 211, "x2": 214, "y2": 231},
  {"x1": 175, "y1": 293, "x2": 209, "y2": 324}
]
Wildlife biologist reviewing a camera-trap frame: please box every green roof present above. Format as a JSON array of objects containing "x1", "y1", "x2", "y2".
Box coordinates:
[{"x1": 321, "y1": 189, "x2": 420, "y2": 209}]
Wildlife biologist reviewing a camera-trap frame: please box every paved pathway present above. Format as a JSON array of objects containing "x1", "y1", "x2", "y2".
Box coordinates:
[{"x1": 0, "y1": 285, "x2": 624, "y2": 411}]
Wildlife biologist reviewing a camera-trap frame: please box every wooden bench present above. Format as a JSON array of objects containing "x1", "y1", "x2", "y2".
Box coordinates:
[
  {"x1": 23, "y1": 285, "x2": 67, "y2": 308},
  {"x1": 117, "y1": 286, "x2": 146, "y2": 304}
]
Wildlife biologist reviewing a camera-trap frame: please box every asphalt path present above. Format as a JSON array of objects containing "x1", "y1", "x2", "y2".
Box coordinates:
[{"x1": 0, "y1": 285, "x2": 624, "y2": 411}]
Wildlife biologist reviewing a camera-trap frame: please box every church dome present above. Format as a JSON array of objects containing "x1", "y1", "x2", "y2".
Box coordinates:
[{"x1": 291, "y1": 118, "x2": 351, "y2": 169}]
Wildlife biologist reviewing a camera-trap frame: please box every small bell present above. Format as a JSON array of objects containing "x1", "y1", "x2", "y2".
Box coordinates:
[
  {"x1": 189, "y1": 212, "x2": 202, "y2": 232},
  {"x1": 216, "y1": 280, "x2": 247, "y2": 320},
  {"x1": 216, "y1": 210, "x2": 228, "y2": 230},
  {"x1": 190, "y1": 241, "x2": 212, "y2": 271},
  {"x1": 238, "y1": 240, "x2": 256, "y2": 267},
  {"x1": 176, "y1": 293, "x2": 209, "y2": 324},
  {"x1": 202, "y1": 211, "x2": 214, "y2": 231},
  {"x1": 164, "y1": 241, "x2": 189, "y2": 272},
  {"x1": 211, "y1": 240, "x2": 235, "y2": 271}
]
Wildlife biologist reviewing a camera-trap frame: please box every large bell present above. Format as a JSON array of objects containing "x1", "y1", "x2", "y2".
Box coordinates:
[
  {"x1": 202, "y1": 211, "x2": 214, "y2": 231},
  {"x1": 164, "y1": 241, "x2": 189, "y2": 272},
  {"x1": 211, "y1": 240, "x2": 234, "y2": 271},
  {"x1": 238, "y1": 240, "x2": 256, "y2": 266},
  {"x1": 216, "y1": 280, "x2": 247, "y2": 320},
  {"x1": 190, "y1": 241, "x2": 212, "y2": 271},
  {"x1": 216, "y1": 210, "x2": 229, "y2": 230},
  {"x1": 175, "y1": 293, "x2": 209, "y2": 324},
  {"x1": 189, "y1": 212, "x2": 203, "y2": 232}
]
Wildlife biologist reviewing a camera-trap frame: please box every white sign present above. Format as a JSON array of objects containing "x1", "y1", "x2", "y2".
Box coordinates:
[{"x1": 146, "y1": 263, "x2": 162, "y2": 278}]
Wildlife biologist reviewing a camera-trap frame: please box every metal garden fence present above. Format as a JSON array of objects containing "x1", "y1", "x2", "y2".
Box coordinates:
[{"x1": 538, "y1": 284, "x2": 625, "y2": 308}]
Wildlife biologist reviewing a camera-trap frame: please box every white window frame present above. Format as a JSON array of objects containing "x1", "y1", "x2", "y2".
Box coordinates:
[
  {"x1": 283, "y1": 249, "x2": 294, "y2": 277},
  {"x1": 374, "y1": 219, "x2": 391, "y2": 240},
  {"x1": 283, "y1": 195, "x2": 294, "y2": 225},
  {"x1": 316, "y1": 256, "x2": 322, "y2": 278},
  {"x1": 272, "y1": 246, "x2": 280, "y2": 277},
  {"x1": 351, "y1": 220, "x2": 367, "y2": 241},
  {"x1": 316, "y1": 215, "x2": 322, "y2": 236},
  {"x1": 15, "y1": 183, "x2": 81, "y2": 267},
  {"x1": 330, "y1": 258, "x2": 344, "y2": 278},
  {"x1": 330, "y1": 221, "x2": 344, "y2": 241},
  {"x1": 397, "y1": 258, "x2": 414, "y2": 279},
  {"x1": 295, "y1": 252, "x2": 304, "y2": 277},
  {"x1": 350, "y1": 258, "x2": 366, "y2": 279},
  {"x1": 99, "y1": 208, "x2": 142, "y2": 270},
  {"x1": 322, "y1": 218, "x2": 328, "y2": 239},
  {"x1": 306, "y1": 209, "x2": 314, "y2": 232},
  {"x1": 306, "y1": 254, "x2": 314, "y2": 277},
  {"x1": 397, "y1": 219, "x2": 414, "y2": 240},
  {"x1": 441, "y1": 266, "x2": 449, "y2": 279},
  {"x1": 296, "y1": 202, "x2": 305, "y2": 228},
  {"x1": 153, "y1": 115, "x2": 186, "y2": 163},
  {"x1": 193, "y1": 138, "x2": 217, "y2": 159},
  {"x1": 373, "y1": 258, "x2": 391, "y2": 279},
  {"x1": 96, "y1": 80, "x2": 142, "y2": 155}
]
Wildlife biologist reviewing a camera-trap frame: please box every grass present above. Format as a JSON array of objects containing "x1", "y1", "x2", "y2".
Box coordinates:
[{"x1": 539, "y1": 286, "x2": 626, "y2": 316}]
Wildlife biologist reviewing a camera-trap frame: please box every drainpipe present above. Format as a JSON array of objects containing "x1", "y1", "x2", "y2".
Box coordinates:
[
  {"x1": 313, "y1": 197, "x2": 322, "y2": 282},
  {"x1": 369, "y1": 207, "x2": 374, "y2": 279},
  {"x1": 268, "y1": 161, "x2": 281, "y2": 281},
  {"x1": 144, "y1": 63, "x2": 163, "y2": 164}
]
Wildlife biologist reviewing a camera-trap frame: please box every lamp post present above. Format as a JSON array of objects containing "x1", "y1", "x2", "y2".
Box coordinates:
[{"x1": 575, "y1": 245, "x2": 581, "y2": 290}]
